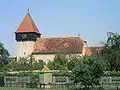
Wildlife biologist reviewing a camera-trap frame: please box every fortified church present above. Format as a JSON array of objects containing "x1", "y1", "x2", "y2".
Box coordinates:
[{"x1": 15, "y1": 12, "x2": 102, "y2": 63}]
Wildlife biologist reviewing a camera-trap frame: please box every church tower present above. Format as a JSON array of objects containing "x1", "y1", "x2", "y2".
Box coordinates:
[{"x1": 15, "y1": 11, "x2": 41, "y2": 59}]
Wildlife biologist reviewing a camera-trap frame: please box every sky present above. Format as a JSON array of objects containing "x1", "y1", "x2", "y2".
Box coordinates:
[{"x1": 0, "y1": 0, "x2": 120, "y2": 56}]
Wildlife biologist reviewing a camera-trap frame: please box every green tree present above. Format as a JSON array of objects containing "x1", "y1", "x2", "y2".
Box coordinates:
[
  {"x1": 72, "y1": 55, "x2": 104, "y2": 88},
  {"x1": 0, "y1": 42, "x2": 9, "y2": 68},
  {"x1": 8, "y1": 55, "x2": 45, "y2": 71},
  {"x1": 101, "y1": 32, "x2": 120, "y2": 71},
  {"x1": 67, "y1": 60, "x2": 77, "y2": 70},
  {"x1": 67, "y1": 54, "x2": 80, "y2": 70},
  {"x1": 33, "y1": 60, "x2": 45, "y2": 70},
  {"x1": 5, "y1": 58, "x2": 17, "y2": 71},
  {"x1": 29, "y1": 54, "x2": 36, "y2": 72},
  {"x1": 16, "y1": 57, "x2": 30, "y2": 71},
  {"x1": 47, "y1": 53, "x2": 68, "y2": 70},
  {"x1": 47, "y1": 53, "x2": 81, "y2": 70},
  {"x1": 47, "y1": 60, "x2": 55, "y2": 70}
]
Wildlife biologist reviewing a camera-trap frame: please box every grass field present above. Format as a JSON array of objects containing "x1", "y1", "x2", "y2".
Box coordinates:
[{"x1": 0, "y1": 87, "x2": 67, "y2": 90}]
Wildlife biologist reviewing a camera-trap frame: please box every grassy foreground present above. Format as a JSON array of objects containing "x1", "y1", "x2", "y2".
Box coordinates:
[{"x1": 0, "y1": 87, "x2": 67, "y2": 90}]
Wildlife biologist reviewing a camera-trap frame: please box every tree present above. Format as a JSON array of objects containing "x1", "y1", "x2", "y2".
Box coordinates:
[
  {"x1": 4, "y1": 57, "x2": 29, "y2": 71},
  {"x1": 7, "y1": 55, "x2": 45, "y2": 71},
  {"x1": 101, "y1": 32, "x2": 120, "y2": 71},
  {"x1": 0, "y1": 42, "x2": 9, "y2": 68},
  {"x1": 67, "y1": 54, "x2": 80, "y2": 70},
  {"x1": 47, "y1": 60, "x2": 55, "y2": 70},
  {"x1": 16, "y1": 57, "x2": 30, "y2": 71},
  {"x1": 33, "y1": 60, "x2": 45, "y2": 70},
  {"x1": 72, "y1": 55, "x2": 104, "y2": 88},
  {"x1": 48, "y1": 53, "x2": 68, "y2": 70},
  {"x1": 47, "y1": 53, "x2": 81, "y2": 70},
  {"x1": 5, "y1": 58, "x2": 17, "y2": 71}
]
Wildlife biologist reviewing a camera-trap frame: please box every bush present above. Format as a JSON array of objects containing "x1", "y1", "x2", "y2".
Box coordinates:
[
  {"x1": 52, "y1": 70, "x2": 73, "y2": 77},
  {"x1": 0, "y1": 72, "x2": 40, "y2": 79},
  {"x1": 103, "y1": 71, "x2": 120, "y2": 77}
]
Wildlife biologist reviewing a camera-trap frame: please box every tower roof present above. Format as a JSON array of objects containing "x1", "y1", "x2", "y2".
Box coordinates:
[{"x1": 15, "y1": 12, "x2": 40, "y2": 34}]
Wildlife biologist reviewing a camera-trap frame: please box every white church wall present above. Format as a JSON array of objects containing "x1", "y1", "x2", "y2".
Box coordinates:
[
  {"x1": 33, "y1": 54, "x2": 55, "y2": 63},
  {"x1": 16, "y1": 41, "x2": 35, "y2": 59}
]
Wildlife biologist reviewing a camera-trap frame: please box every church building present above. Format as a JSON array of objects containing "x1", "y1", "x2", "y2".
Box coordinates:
[{"x1": 15, "y1": 12, "x2": 102, "y2": 63}]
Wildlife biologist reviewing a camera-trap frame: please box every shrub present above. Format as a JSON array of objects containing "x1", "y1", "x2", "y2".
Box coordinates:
[
  {"x1": 0, "y1": 72, "x2": 40, "y2": 79},
  {"x1": 103, "y1": 71, "x2": 120, "y2": 77}
]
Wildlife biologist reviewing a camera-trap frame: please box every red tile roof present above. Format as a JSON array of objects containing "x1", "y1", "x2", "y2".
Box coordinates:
[
  {"x1": 85, "y1": 46, "x2": 103, "y2": 56},
  {"x1": 33, "y1": 37, "x2": 84, "y2": 53},
  {"x1": 15, "y1": 12, "x2": 40, "y2": 34}
]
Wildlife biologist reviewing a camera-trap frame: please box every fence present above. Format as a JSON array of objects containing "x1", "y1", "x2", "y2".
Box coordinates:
[
  {"x1": 4, "y1": 76, "x2": 30, "y2": 87},
  {"x1": 53, "y1": 76, "x2": 71, "y2": 84},
  {"x1": 3, "y1": 76, "x2": 75, "y2": 88},
  {"x1": 100, "y1": 77, "x2": 120, "y2": 88},
  {"x1": 3, "y1": 76, "x2": 120, "y2": 89}
]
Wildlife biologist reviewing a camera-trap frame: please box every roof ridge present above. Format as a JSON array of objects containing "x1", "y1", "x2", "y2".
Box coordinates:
[
  {"x1": 28, "y1": 13, "x2": 34, "y2": 31},
  {"x1": 37, "y1": 37, "x2": 85, "y2": 44},
  {"x1": 39, "y1": 36, "x2": 81, "y2": 39},
  {"x1": 28, "y1": 13, "x2": 38, "y2": 32}
]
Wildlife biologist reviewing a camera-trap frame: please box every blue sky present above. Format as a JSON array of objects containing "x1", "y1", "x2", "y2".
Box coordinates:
[{"x1": 0, "y1": 0, "x2": 120, "y2": 56}]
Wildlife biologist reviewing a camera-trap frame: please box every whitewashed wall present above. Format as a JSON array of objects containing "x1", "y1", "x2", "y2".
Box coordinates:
[
  {"x1": 34, "y1": 54, "x2": 55, "y2": 63},
  {"x1": 16, "y1": 41, "x2": 35, "y2": 60}
]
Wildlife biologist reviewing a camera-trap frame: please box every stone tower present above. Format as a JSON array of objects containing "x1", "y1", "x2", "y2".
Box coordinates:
[{"x1": 15, "y1": 12, "x2": 41, "y2": 60}]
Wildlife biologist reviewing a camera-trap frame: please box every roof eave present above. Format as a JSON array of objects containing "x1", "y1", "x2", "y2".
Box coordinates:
[{"x1": 32, "y1": 52, "x2": 82, "y2": 55}]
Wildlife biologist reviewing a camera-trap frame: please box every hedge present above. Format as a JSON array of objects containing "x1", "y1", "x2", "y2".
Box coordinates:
[
  {"x1": 1, "y1": 71, "x2": 120, "y2": 78},
  {"x1": 103, "y1": 71, "x2": 120, "y2": 77},
  {"x1": 0, "y1": 72, "x2": 40, "y2": 79}
]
